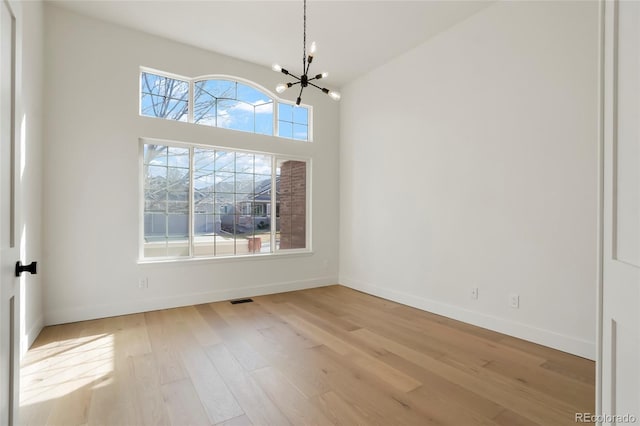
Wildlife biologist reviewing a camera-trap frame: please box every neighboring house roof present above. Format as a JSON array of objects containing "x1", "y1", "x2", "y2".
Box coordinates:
[
  {"x1": 166, "y1": 175, "x2": 279, "y2": 212},
  {"x1": 252, "y1": 176, "x2": 279, "y2": 202}
]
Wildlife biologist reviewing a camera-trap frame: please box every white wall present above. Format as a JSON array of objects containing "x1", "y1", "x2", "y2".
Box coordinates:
[
  {"x1": 12, "y1": 0, "x2": 44, "y2": 353},
  {"x1": 42, "y1": 5, "x2": 340, "y2": 325},
  {"x1": 339, "y1": 0, "x2": 599, "y2": 359}
]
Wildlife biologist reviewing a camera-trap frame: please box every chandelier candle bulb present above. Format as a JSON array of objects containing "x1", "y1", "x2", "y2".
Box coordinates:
[
  {"x1": 276, "y1": 83, "x2": 288, "y2": 94},
  {"x1": 272, "y1": 64, "x2": 282, "y2": 72}
]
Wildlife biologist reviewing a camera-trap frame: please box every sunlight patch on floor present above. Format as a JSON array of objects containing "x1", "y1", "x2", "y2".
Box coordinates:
[{"x1": 20, "y1": 333, "x2": 114, "y2": 406}]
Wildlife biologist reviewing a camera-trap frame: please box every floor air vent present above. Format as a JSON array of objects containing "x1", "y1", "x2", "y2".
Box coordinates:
[{"x1": 230, "y1": 298, "x2": 254, "y2": 304}]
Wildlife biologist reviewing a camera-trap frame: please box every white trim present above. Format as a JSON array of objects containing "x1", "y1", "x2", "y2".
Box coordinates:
[
  {"x1": 140, "y1": 136, "x2": 306, "y2": 160},
  {"x1": 306, "y1": 158, "x2": 312, "y2": 251},
  {"x1": 595, "y1": 0, "x2": 606, "y2": 419},
  {"x1": 43, "y1": 276, "x2": 336, "y2": 326},
  {"x1": 138, "y1": 142, "x2": 145, "y2": 260},
  {"x1": 140, "y1": 66, "x2": 190, "y2": 84},
  {"x1": 138, "y1": 250, "x2": 313, "y2": 266},
  {"x1": 188, "y1": 146, "x2": 194, "y2": 257},
  {"x1": 270, "y1": 155, "x2": 277, "y2": 253},
  {"x1": 273, "y1": 88, "x2": 279, "y2": 137},
  {"x1": 22, "y1": 315, "x2": 43, "y2": 355},
  {"x1": 187, "y1": 79, "x2": 194, "y2": 124},
  {"x1": 308, "y1": 103, "x2": 314, "y2": 142},
  {"x1": 340, "y1": 276, "x2": 596, "y2": 360}
]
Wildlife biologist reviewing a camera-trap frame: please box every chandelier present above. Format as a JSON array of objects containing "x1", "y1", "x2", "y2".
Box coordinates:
[{"x1": 272, "y1": 0, "x2": 341, "y2": 105}]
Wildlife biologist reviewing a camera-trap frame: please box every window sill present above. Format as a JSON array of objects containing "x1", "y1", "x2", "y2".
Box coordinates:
[{"x1": 137, "y1": 250, "x2": 313, "y2": 266}]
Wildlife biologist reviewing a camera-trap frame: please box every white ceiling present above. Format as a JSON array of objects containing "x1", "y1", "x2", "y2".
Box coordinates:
[{"x1": 50, "y1": 0, "x2": 492, "y2": 87}]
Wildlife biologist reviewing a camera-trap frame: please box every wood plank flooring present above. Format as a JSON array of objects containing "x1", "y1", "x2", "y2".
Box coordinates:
[{"x1": 20, "y1": 285, "x2": 595, "y2": 425}]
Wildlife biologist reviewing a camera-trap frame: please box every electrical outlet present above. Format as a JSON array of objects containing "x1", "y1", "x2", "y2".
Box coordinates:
[
  {"x1": 138, "y1": 277, "x2": 149, "y2": 289},
  {"x1": 509, "y1": 293, "x2": 519, "y2": 309},
  {"x1": 471, "y1": 287, "x2": 479, "y2": 300}
]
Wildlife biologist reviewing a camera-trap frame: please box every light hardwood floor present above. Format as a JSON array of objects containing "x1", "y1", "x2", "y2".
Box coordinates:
[{"x1": 20, "y1": 285, "x2": 595, "y2": 425}]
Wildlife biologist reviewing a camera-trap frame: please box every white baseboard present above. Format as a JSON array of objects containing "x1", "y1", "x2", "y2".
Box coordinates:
[
  {"x1": 23, "y1": 315, "x2": 44, "y2": 355},
  {"x1": 44, "y1": 276, "x2": 337, "y2": 326},
  {"x1": 340, "y1": 276, "x2": 595, "y2": 360},
  {"x1": 42, "y1": 274, "x2": 595, "y2": 360}
]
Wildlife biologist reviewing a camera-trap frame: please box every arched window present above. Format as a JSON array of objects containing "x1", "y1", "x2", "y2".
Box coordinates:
[
  {"x1": 140, "y1": 70, "x2": 311, "y2": 141},
  {"x1": 194, "y1": 79, "x2": 274, "y2": 136}
]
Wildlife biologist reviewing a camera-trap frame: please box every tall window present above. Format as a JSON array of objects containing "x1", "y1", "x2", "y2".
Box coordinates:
[
  {"x1": 142, "y1": 140, "x2": 308, "y2": 260},
  {"x1": 140, "y1": 70, "x2": 311, "y2": 141}
]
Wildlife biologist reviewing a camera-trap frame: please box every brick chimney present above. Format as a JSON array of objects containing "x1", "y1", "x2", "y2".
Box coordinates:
[{"x1": 279, "y1": 160, "x2": 306, "y2": 249}]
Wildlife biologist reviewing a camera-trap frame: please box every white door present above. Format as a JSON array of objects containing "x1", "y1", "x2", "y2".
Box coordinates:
[
  {"x1": 0, "y1": 1, "x2": 19, "y2": 424},
  {"x1": 600, "y1": 0, "x2": 640, "y2": 423}
]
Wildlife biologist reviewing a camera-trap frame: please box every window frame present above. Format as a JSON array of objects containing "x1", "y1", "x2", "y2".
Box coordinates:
[
  {"x1": 276, "y1": 98, "x2": 313, "y2": 142},
  {"x1": 139, "y1": 67, "x2": 314, "y2": 142},
  {"x1": 138, "y1": 137, "x2": 312, "y2": 262}
]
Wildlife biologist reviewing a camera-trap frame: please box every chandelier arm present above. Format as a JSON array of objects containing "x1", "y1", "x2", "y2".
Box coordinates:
[
  {"x1": 296, "y1": 85, "x2": 305, "y2": 105},
  {"x1": 308, "y1": 82, "x2": 326, "y2": 91},
  {"x1": 285, "y1": 72, "x2": 302, "y2": 81},
  {"x1": 305, "y1": 58, "x2": 312, "y2": 76}
]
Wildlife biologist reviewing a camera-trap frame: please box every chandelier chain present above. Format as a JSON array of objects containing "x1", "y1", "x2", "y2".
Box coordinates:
[
  {"x1": 271, "y1": 0, "x2": 340, "y2": 104},
  {"x1": 303, "y1": 0, "x2": 307, "y2": 70}
]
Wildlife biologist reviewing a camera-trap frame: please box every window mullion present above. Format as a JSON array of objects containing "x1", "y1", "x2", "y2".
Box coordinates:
[
  {"x1": 213, "y1": 149, "x2": 217, "y2": 257},
  {"x1": 274, "y1": 101, "x2": 278, "y2": 137},
  {"x1": 307, "y1": 105, "x2": 312, "y2": 142},
  {"x1": 139, "y1": 145, "x2": 144, "y2": 260},
  {"x1": 215, "y1": 98, "x2": 218, "y2": 128},
  {"x1": 271, "y1": 155, "x2": 277, "y2": 253},
  {"x1": 189, "y1": 147, "x2": 195, "y2": 257},
  {"x1": 233, "y1": 156, "x2": 237, "y2": 255},
  {"x1": 164, "y1": 161, "x2": 169, "y2": 256},
  {"x1": 188, "y1": 80, "x2": 194, "y2": 123}
]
